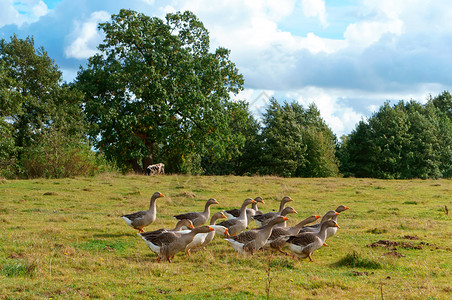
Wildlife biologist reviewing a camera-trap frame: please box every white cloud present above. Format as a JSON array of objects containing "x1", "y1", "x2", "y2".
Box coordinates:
[
  {"x1": 296, "y1": 32, "x2": 346, "y2": 54},
  {"x1": 367, "y1": 104, "x2": 378, "y2": 112},
  {"x1": 65, "y1": 11, "x2": 110, "y2": 59},
  {"x1": 301, "y1": 0, "x2": 327, "y2": 26},
  {"x1": 140, "y1": 0, "x2": 155, "y2": 5},
  {"x1": 283, "y1": 87, "x2": 388, "y2": 137},
  {"x1": 343, "y1": 18, "x2": 403, "y2": 49},
  {"x1": 234, "y1": 88, "x2": 275, "y2": 118},
  {"x1": 287, "y1": 87, "x2": 364, "y2": 137},
  {"x1": 0, "y1": 0, "x2": 48, "y2": 28}
]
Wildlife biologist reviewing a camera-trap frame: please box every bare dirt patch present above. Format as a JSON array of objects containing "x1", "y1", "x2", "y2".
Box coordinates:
[
  {"x1": 402, "y1": 235, "x2": 419, "y2": 240},
  {"x1": 366, "y1": 240, "x2": 423, "y2": 250},
  {"x1": 383, "y1": 251, "x2": 405, "y2": 258}
]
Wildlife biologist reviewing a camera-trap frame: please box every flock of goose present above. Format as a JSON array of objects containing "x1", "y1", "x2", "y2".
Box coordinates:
[{"x1": 121, "y1": 191, "x2": 349, "y2": 263}]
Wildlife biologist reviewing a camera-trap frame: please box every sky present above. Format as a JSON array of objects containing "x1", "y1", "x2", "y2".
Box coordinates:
[{"x1": 1, "y1": 0, "x2": 452, "y2": 137}]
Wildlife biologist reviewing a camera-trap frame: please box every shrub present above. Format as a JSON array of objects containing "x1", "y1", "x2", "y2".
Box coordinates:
[{"x1": 20, "y1": 129, "x2": 99, "y2": 178}]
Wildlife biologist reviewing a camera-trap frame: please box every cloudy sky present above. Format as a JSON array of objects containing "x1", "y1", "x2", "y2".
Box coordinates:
[{"x1": 1, "y1": 0, "x2": 451, "y2": 137}]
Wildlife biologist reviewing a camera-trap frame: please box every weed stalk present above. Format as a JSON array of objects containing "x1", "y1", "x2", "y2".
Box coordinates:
[{"x1": 266, "y1": 253, "x2": 273, "y2": 300}]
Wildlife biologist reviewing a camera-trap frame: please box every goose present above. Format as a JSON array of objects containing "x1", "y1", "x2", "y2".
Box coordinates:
[
  {"x1": 182, "y1": 224, "x2": 230, "y2": 255},
  {"x1": 252, "y1": 196, "x2": 293, "y2": 227},
  {"x1": 185, "y1": 212, "x2": 230, "y2": 253},
  {"x1": 224, "y1": 196, "x2": 264, "y2": 224},
  {"x1": 271, "y1": 206, "x2": 297, "y2": 229},
  {"x1": 286, "y1": 220, "x2": 339, "y2": 261},
  {"x1": 140, "y1": 226, "x2": 214, "y2": 262},
  {"x1": 200, "y1": 212, "x2": 229, "y2": 248},
  {"x1": 216, "y1": 198, "x2": 256, "y2": 236},
  {"x1": 326, "y1": 205, "x2": 349, "y2": 239},
  {"x1": 298, "y1": 210, "x2": 339, "y2": 234},
  {"x1": 173, "y1": 198, "x2": 219, "y2": 227},
  {"x1": 264, "y1": 215, "x2": 321, "y2": 254},
  {"x1": 139, "y1": 219, "x2": 194, "y2": 239},
  {"x1": 121, "y1": 192, "x2": 164, "y2": 232},
  {"x1": 225, "y1": 216, "x2": 288, "y2": 255}
]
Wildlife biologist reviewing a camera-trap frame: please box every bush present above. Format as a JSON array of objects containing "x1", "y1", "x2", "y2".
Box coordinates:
[{"x1": 20, "y1": 129, "x2": 99, "y2": 178}]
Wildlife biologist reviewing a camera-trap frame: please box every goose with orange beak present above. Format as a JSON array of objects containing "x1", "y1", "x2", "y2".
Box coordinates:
[
  {"x1": 140, "y1": 226, "x2": 215, "y2": 262},
  {"x1": 225, "y1": 216, "x2": 289, "y2": 255},
  {"x1": 286, "y1": 220, "x2": 340, "y2": 262},
  {"x1": 121, "y1": 192, "x2": 164, "y2": 232}
]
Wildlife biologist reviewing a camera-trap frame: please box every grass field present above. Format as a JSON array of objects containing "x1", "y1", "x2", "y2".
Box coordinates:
[{"x1": 0, "y1": 174, "x2": 451, "y2": 299}]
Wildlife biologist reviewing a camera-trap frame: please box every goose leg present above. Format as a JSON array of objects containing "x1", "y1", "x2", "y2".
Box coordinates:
[
  {"x1": 308, "y1": 254, "x2": 314, "y2": 262},
  {"x1": 278, "y1": 248, "x2": 289, "y2": 256}
]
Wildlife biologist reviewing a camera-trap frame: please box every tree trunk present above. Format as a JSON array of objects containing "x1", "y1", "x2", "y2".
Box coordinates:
[
  {"x1": 131, "y1": 160, "x2": 142, "y2": 173},
  {"x1": 141, "y1": 140, "x2": 154, "y2": 171},
  {"x1": 142, "y1": 156, "x2": 153, "y2": 171}
]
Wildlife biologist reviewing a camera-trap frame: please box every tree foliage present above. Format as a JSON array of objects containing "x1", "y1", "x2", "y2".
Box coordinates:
[
  {"x1": 258, "y1": 99, "x2": 339, "y2": 177},
  {"x1": 339, "y1": 95, "x2": 452, "y2": 179},
  {"x1": 76, "y1": 9, "x2": 246, "y2": 173},
  {"x1": 0, "y1": 35, "x2": 94, "y2": 178}
]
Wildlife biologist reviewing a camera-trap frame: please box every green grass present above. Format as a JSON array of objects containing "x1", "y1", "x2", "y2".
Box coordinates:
[
  {"x1": 1, "y1": 259, "x2": 37, "y2": 278},
  {"x1": 0, "y1": 174, "x2": 451, "y2": 299},
  {"x1": 334, "y1": 252, "x2": 382, "y2": 269}
]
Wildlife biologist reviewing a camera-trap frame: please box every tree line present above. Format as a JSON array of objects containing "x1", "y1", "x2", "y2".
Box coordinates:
[{"x1": 1, "y1": 10, "x2": 451, "y2": 179}]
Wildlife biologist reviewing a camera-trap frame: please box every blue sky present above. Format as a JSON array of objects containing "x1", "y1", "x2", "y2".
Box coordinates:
[{"x1": 1, "y1": 0, "x2": 451, "y2": 137}]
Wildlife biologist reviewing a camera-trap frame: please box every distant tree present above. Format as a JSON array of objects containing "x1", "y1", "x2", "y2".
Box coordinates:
[
  {"x1": 0, "y1": 60, "x2": 20, "y2": 175},
  {"x1": 0, "y1": 35, "x2": 93, "y2": 178},
  {"x1": 296, "y1": 104, "x2": 339, "y2": 177},
  {"x1": 233, "y1": 114, "x2": 264, "y2": 175},
  {"x1": 340, "y1": 96, "x2": 452, "y2": 179},
  {"x1": 369, "y1": 102, "x2": 412, "y2": 178},
  {"x1": 76, "y1": 10, "x2": 245, "y2": 173},
  {"x1": 429, "y1": 90, "x2": 452, "y2": 119},
  {"x1": 202, "y1": 103, "x2": 260, "y2": 175},
  {"x1": 259, "y1": 99, "x2": 306, "y2": 177},
  {"x1": 338, "y1": 120, "x2": 376, "y2": 177},
  {"x1": 258, "y1": 99, "x2": 338, "y2": 177}
]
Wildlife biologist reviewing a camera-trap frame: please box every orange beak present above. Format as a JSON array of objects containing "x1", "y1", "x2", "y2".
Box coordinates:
[
  {"x1": 189, "y1": 223, "x2": 194, "y2": 229},
  {"x1": 282, "y1": 216, "x2": 289, "y2": 221},
  {"x1": 344, "y1": 206, "x2": 350, "y2": 210},
  {"x1": 214, "y1": 200, "x2": 219, "y2": 204},
  {"x1": 289, "y1": 198, "x2": 293, "y2": 201},
  {"x1": 221, "y1": 212, "x2": 226, "y2": 218},
  {"x1": 335, "y1": 212, "x2": 340, "y2": 215},
  {"x1": 208, "y1": 226, "x2": 215, "y2": 231},
  {"x1": 314, "y1": 215, "x2": 321, "y2": 219},
  {"x1": 252, "y1": 200, "x2": 257, "y2": 204},
  {"x1": 159, "y1": 193, "x2": 164, "y2": 197},
  {"x1": 292, "y1": 209, "x2": 298, "y2": 214},
  {"x1": 335, "y1": 224, "x2": 340, "y2": 228},
  {"x1": 224, "y1": 228, "x2": 229, "y2": 237}
]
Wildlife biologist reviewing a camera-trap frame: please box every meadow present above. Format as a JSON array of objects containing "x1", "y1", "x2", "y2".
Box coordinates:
[{"x1": 0, "y1": 174, "x2": 450, "y2": 299}]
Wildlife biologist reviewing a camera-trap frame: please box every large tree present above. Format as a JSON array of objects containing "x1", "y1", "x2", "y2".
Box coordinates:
[
  {"x1": 1, "y1": 35, "x2": 89, "y2": 178},
  {"x1": 76, "y1": 10, "x2": 246, "y2": 173}
]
